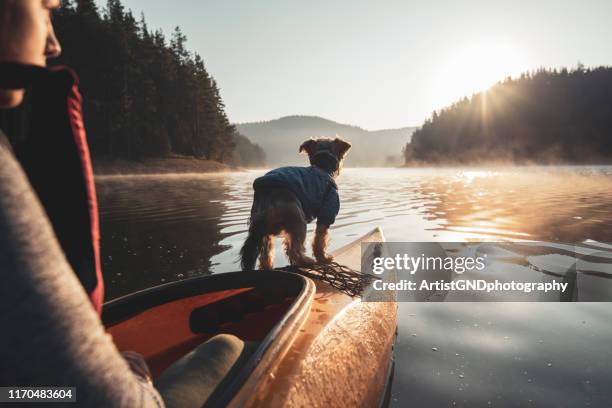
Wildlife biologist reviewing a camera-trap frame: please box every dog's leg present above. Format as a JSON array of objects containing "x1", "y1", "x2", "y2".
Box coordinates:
[
  {"x1": 240, "y1": 224, "x2": 261, "y2": 271},
  {"x1": 284, "y1": 226, "x2": 315, "y2": 267},
  {"x1": 313, "y1": 224, "x2": 334, "y2": 263},
  {"x1": 258, "y1": 235, "x2": 274, "y2": 270},
  {"x1": 240, "y1": 194, "x2": 267, "y2": 271}
]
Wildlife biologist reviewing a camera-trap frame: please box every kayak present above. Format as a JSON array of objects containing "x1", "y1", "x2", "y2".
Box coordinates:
[{"x1": 104, "y1": 227, "x2": 397, "y2": 407}]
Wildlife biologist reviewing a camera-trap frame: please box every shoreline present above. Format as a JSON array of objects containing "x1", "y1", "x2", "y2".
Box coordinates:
[
  {"x1": 92, "y1": 157, "x2": 243, "y2": 176},
  {"x1": 402, "y1": 160, "x2": 612, "y2": 168}
]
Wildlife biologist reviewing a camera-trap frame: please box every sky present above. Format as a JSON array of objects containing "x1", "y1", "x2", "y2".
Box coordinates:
[{"x1": 114, "y1": 0, "x2": 612, "y2": 130}]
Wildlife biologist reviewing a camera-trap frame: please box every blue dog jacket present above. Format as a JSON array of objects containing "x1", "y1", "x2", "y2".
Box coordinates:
[{"x1": 253, "y1": 166, "x2": 339, "y2": 225}]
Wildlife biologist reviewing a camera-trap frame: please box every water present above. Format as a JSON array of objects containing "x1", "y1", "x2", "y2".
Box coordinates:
[{"x1": 96, "y1": 167, "x2": 612, "y2": 407}]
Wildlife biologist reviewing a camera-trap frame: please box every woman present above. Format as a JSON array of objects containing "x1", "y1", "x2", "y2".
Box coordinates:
[{"x1": 0, "y1": 1, "x2": 162, "y2": 405}]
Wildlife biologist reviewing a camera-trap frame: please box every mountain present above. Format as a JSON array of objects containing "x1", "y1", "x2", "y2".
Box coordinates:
[{"x1": 236, "y1": 116, "x2": 416, "y2": 167}]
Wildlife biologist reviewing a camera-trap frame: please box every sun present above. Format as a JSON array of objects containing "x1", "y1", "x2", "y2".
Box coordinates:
[{"x1": 432, "y1": 41, "x2": 530, "y2": 110}]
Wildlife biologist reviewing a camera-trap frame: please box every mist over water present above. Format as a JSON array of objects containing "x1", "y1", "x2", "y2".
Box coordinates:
[{"x1": 96, "y1": 166, "x2": 612, "y2": 407}]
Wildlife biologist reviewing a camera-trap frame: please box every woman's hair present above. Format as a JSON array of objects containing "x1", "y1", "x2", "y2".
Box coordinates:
[
  {"x1": 0, "y1": 0, "x2": 13, "y2": 12},
  {"x1": 0, "y1": 1, "x2": 14, "y2": 26},
  {"x1": 0, "y1": 0, "x2": 15, "y2": 56}
]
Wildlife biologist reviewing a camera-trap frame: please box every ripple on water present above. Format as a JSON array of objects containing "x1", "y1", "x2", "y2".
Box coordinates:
[{"x1": 97, "y1": 167, "x2": 612, "y2": 406}]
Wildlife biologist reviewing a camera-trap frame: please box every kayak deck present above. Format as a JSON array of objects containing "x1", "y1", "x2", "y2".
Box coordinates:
[{"x1": 231, "y1": 227, "x2": 397, "y2": 407}]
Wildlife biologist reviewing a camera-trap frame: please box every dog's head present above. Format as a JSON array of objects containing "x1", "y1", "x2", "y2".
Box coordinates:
[{"x1": 299, "y1": 137, "x2": 351, "y2": 176}]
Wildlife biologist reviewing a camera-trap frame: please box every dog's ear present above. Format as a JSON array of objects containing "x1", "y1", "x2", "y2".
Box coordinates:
[
  {"x1": 299, "y1": 138, "x2": 318, "y2": 156},
  {"x1": 333, "y1": 137, "x2": 352, "y2": 160}
]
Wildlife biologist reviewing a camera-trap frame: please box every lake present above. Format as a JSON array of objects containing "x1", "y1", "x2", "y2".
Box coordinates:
[{"x1": 96, "y1": 166, "x2": 612, "y2": 407}]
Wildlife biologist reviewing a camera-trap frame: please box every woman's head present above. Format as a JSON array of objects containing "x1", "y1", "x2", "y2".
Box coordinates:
[{"x1": 0, "y1": 0, "x2": 61, "y2": 108}]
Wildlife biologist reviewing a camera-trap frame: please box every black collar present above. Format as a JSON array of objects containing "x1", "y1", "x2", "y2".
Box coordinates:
[{"x1": 0, "y1": 62, "x2": 50, "y2": 89}]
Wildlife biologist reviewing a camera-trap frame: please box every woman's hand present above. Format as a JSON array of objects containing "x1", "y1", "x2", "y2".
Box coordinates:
[{"x1": 121, "y1": 351, "x2": 152, "y2": 384}]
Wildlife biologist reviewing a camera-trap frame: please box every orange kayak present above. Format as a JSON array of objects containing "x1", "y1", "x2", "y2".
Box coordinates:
[{"x1": 104, "y1": 228, "x2": 397, "y2": 407}]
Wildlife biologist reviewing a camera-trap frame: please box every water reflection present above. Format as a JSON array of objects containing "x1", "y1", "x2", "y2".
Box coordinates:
[
  {"x1": 410, "y1": 167, "x2": 612, "y2": 242},
  {"x1": 96, "y1": 167, "x2": 612, "y2": 299},
  {"x1": 393, "y1": 303, "x2": 612, "y2": 407},
  {"x1": 96, "y1": 166, "x2": 612, "y2": 406},
  {"x1": 97, "y1": 174, "x2": 234, "y2": 299}
]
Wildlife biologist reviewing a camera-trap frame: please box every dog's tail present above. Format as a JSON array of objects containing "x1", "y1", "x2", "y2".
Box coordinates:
[{"x1": 240, "y1": 195, "x2": 267, "y2": 271}]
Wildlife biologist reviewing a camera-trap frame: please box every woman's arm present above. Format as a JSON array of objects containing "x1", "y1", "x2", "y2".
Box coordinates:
[{"x1": 0, "y1": 140, "x2": 163, "y2": 407}]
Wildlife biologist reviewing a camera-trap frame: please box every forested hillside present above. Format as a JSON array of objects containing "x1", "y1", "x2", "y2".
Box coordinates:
[
  {"x1": 404, "y1": 67, "x2": 612, "y2": 165},
  {"x1": 27, "y1": 0, "x2": 264, "y2": 165}
]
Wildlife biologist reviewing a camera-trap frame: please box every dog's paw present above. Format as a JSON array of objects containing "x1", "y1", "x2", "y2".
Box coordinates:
[
  {"x1": 294, "y1": 255, "x2": 316, "y2": 268},
  {"x1": 316, "y1": 254, "x2": 334, "y2": 264}
]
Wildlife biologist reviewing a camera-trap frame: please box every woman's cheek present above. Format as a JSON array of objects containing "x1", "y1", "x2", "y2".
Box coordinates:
[
  {"x1": 27, "y1": 9, "x2": 50, "y2": 65},
  {"x1": 2, "y1": 3, "x2": 48, "y2": 66}
]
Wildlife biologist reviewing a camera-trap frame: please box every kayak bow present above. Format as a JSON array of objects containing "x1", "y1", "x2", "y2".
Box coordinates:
[{"x1": 104, "y1": 227, "x2": 397, "y2": 407}]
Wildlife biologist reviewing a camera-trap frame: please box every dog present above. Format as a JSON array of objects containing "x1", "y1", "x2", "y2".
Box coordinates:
[{"x1": 240, "y1": 137, "x2": 351, "y2": 270}]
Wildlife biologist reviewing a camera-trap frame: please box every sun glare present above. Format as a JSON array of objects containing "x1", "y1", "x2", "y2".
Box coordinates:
[{"x1": 432, "y1": 42, "x2": 530, "y2": 110}]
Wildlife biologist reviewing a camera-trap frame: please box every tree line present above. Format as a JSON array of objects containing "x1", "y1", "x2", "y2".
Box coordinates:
[
  {"x1": 404, "y1": 66, "x2": 612, "y2": 165},
  {"x1": 17, "y1": 0, "x2": 264, "y2": 166}
]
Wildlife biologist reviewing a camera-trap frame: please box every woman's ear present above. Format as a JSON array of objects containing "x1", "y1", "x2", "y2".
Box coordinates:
[
  {"x1": 299, "y1": 138, "x2": 318, "y2": 155},
  {"x1": 333, "y1": 137, "x2": 352, "y2": 160}
]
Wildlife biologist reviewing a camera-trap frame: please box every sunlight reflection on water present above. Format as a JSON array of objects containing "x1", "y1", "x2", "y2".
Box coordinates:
[{"x1": 96, "y1": 166, "x2": 612, "y2": 407}]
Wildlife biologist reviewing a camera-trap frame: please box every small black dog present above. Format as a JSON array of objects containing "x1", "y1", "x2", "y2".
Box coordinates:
[{"x1": 240, "y1": 137, "x2": 351, "y2": 270}]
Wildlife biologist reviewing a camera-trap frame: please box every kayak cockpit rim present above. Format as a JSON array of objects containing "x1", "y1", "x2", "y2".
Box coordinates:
[{"x1": 103, "y1": 271, "x2": 316, "y2": 407}]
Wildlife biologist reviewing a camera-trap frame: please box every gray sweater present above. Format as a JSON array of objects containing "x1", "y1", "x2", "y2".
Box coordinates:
[{"x1": 0, "y1": 132, "x2": 164, "y2": 407}]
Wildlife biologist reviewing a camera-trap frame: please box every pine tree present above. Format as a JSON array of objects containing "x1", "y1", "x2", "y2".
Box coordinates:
[
  {"x1": 405, "y1": 67, "x2": 612, "y2": 164},
  {"x1": 41, "y1": 0, "x2": 265, "y2": 165}
]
